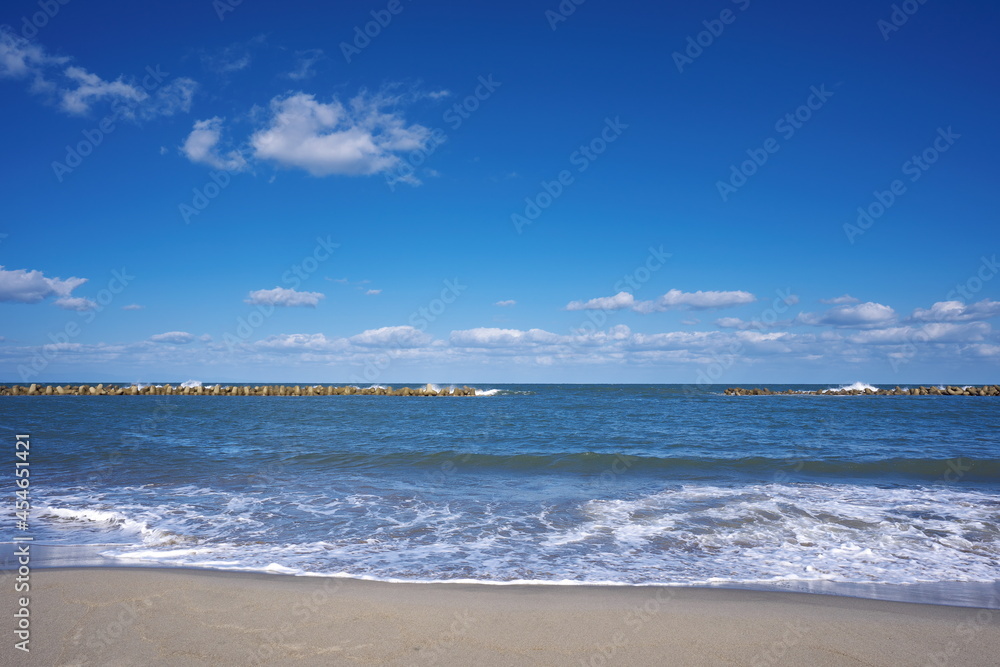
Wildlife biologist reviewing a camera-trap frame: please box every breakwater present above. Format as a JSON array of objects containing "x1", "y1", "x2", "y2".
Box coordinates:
[
  {"x1": 725, "y1": 385, "x2": 1000, "y2": 396},
  {"x1": 0, "y1": 384, "x2": 480, "y2": 397}
]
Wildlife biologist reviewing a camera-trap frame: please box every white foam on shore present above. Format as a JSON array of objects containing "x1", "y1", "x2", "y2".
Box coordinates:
[
  {"x1": 180, "y1": 380, "x2": 202, "y2": 388},
  {"x1": 39, "y1": 506, "x2": 177, "y2": 546},
  {"x1": 52, "y1": 481, "x2": 997, "y2": 592}
]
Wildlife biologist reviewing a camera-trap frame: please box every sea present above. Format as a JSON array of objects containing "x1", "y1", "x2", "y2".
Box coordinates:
[{"x1": 3, "y1": 383, "x2": 999, "y2": 608}]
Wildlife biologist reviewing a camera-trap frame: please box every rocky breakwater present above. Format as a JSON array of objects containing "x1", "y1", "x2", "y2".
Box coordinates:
[
  {"x1": 0, "y1": 384, "x2": 482, "y2": 397},
  {"x1": 724, "y1": 385, "x2": 1000, "y2": 396}
]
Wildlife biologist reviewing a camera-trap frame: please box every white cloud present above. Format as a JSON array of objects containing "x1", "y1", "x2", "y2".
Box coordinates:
[
  {"x1": 820, "y1": 294, "x2": 860, "y2": 305},
  {"x1": 797, "y1": 302, "x2": 896, "y2": 329},
  {"x1": 0, "y1": 28, "x2": 195, "y2": 120},
  {"x1": 54, "y1": 296, "x2": 97, "y2": 311},
  {"x1": 0, "y1": 266, "x2": 86, "y2": 304},
  {"x1": 568, "y1": 289, "x2": 756, "y2": 313},
  {"x1": 910, "y1": 299, "x2": 1000, "y2": 323},
  {"x1": 636, "y1": 289, "x2": 756, "y2": 312},
  {"x1": 450, "y1": 327, "x2": 564, "y2": 348},
  {"x1": 150, "y1": 331, "x2": 196, "y2": 344},
  {"x1": 286, "y1": 49, "x2": 324, "y2": 80},
  {"x1": 365, "y1": 289, "x2": 381, "y2": 296},
  {"x1": 349, "y1": 326, "x2": 432, "y2": 348},
  {"x1": 59, "y1": 65, "x2": 147, "y2": 115},
  {"x1": 181, "y1": 117, "x2": 247, "y2": 170},
  {"x1": 715, "y1": 316, "x2": 793, "y2": 330},
  {"x1": 495, "y1": 299, "x2": 516, "y2": 307},
  {"x1": 715, "y1": 317, "x2": 745, "y2": 329},
  {"x1": 426, "y1": 90, "x2": 451, "y2": 99},
  {"x1": 256, "y1": 333, "x2": 343, "y2": 352},
  {"x1": 122, "y1": 304, "x2": 143, "y2": 310},
  {"x1": 680, "y1": 318, "x2": 700, "y2": 325},
  {"x1": 848, "y1": 322, "x2": 988, "y2": 345},
  {"x1": 565, "y1": 291, "x2": 635, "y2": 311},
  {"x1": 250, "y1": 91, "x2": 432, "y2": 178},
  {"x1": 245, "y1": 287, "x2": 324, "y2": 308},
  {"x1": 0, "y1": 27, "x2": 67, "y2": 80},
  {"x1": 202, "y1": 43, "x2": 252, "y2": 74}
]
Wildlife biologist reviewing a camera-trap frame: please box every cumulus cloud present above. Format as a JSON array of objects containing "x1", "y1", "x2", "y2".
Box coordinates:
[
  {"x1": 909, "y1": 299, "x2": 1000, "y2": 323},
  {"x1": 54, "y1": 296, "x2": 97, "y2": 312},
  {"x1": 255, "y1": 333, "x2": 343, "y2": 352},
  {"x1": 565, "y1": 291, "x2": 635, "y2": 311},
  {"x1": 150, "y1": 331, "x2": 196, "y2": 344},
  {"x1": 494, "y1": 299, "x2": 516, "y2": 307},
  {"x1": 715, "y1": 316, "x2": 793, "y2": 330},
  {"x1": 637, "y1": 289, "x2": 756, "y2": 312},
  {"x1": 820, "y1": 294, "x2": 860, "y2": 305},
  {"x1": 0, "y1": 266, "x2": 86, "y2": 304},
  {"x1": 245, "y1": 287, "x2": 324, "y2": 308},
  {"x1": 848, "y1": 322, "x2": 988, "y2": 345},
  {"x1": 450, "y1": 327, "x2": 565, "y2": 348},
  {"x1": 181, "y1": 117, "x2": 247, "y2": 170},
  {"x1": 250, "y1": 91, "x2": 431, "y2": 178},
  {"x1": 797, "y1": 302, "x2": 896, "y2": 329},
  {"x1": 567, "y1": 289, "x2": 756, "y2": 314},
  {"x1": 349, "y1": 326, "x2": 432, "y2": 348}
]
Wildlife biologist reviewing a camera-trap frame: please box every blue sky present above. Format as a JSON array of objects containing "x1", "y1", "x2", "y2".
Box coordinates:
[{"x1": 1, "y1": 0, "x2": 998, "y2": 384}]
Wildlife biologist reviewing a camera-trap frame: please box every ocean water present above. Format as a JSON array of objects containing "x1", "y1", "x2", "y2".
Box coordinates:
[{"x1": 2, "y1": 384, "x2": 999, "y2": 606}]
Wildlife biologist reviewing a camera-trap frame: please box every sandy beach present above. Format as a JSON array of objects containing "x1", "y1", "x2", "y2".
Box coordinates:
[{"x1": 4, "y1": 568, "x2": 997, "y2": 666}]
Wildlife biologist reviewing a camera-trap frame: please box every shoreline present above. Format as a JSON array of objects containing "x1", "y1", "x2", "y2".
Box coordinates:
[
  {"x1": 6, "y1": 566, "x2": 998, "y2": 665},
  {"x1": 5, "y1": 544, "x2": 999, "y2": 610}
]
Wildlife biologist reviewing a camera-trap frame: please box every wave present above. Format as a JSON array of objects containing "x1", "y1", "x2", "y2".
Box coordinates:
[
  {"x1": 277, "y1": 450, "x2": 1000, "y2": 481},
  {"x1": 64, "y1": 482, "x2": 1000, "y2": 593},
  {"x1": 38, "y1": 506, "x2": 181, "y2": 546}
]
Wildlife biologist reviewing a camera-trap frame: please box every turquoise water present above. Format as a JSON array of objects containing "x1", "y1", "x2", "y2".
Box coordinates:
[{"x1": 2, "y1": 384, "x2": 998, "y2": 605}]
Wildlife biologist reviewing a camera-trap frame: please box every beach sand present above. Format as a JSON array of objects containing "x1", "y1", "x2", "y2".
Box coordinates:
[{"x1": 6, "y1": 568, "x2": 998, "y2": 666}]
